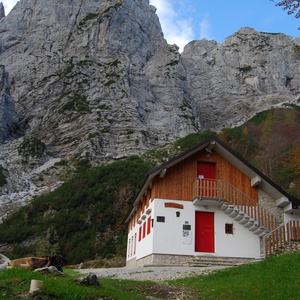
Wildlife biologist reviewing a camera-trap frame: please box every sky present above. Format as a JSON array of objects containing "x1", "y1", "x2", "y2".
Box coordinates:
[{"x1": 2, "y1": 0, "x2": 300, "y2": 51}]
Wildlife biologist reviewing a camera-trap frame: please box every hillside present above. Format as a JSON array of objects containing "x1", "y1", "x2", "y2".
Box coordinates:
[
  {"x1": 1, "y1": 0, "x2": 300, "y2": 217},
  {"x1": 0, "y1": 106, "x2": 299, "y2": 264}
]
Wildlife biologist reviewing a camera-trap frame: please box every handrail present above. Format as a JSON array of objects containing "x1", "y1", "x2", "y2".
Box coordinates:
[
  {"x1": 263, "y1": 220, "x2": 300, "y2": 257},
  {"x1": 192, "y1": 178, "x2": 279, "y2": 231}
]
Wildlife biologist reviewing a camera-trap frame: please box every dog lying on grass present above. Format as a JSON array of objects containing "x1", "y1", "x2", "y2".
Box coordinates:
[
  {"x1": 7, "y1": 257, "x2": 47, "y2": 270},
  {"x1": 7, "y1": 255, "x2": 67, "y2": 271}
]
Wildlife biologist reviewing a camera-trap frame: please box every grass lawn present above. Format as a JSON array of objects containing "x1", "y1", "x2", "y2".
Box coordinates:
[
  {"x1": 0, "y1": 252, "x2": 300, "y2": 299},
  {"x1": 172, "y1": 251, "x2": 300, "y2": 299}
]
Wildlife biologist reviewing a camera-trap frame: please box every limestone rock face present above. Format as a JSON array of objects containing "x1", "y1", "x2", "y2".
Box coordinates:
[
  {"x1": 182, "y1": 27, "x2": 300, "y2": 130},
  {"x1": 0, "y1": 65, "x2": 18, "y2": 142},
  {"x1": 0, "y1": 0, "x2": 199, "y2": 162},
  {"x1": 0, "y1": 1, "x2": 300, "y2": 219}
]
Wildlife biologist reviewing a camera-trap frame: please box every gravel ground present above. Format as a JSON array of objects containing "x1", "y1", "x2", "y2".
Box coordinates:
[{"x1": 78, "y1": 265, "x2": 230, "y2": 281}]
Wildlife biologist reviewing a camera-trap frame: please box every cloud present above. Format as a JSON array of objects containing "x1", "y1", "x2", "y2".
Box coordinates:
[
  {"x1": 2, "y1": 0, "x2": 18, "y2": 14},
  {"x1": 149, "y1": 0, "x2": 195, "y2": 52},
  {"x1": 199, "y1": 14, "x2": 212, "y2": 40}
]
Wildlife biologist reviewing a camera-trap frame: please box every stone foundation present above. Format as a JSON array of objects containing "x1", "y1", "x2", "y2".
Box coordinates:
[
  {"x1": 275, "y1": 241, "x2": 300, "y2": 255},
  {"x1": 126, "y1": 254, "x2": 193, "y2": 267}
]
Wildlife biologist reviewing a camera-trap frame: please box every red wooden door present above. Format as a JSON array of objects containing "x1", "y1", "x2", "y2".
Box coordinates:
[
  {"x1": 197, "y1": 163, "x2": 216, "y2": 197},
  {"x1": 195, "y1": 211, "x2": 215, "y2": 252},
  {"x1": 197, "y1": 163, "x2": 215, "y2": 179}
]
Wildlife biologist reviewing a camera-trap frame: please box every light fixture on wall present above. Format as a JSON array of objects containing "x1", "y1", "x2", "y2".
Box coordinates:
[
  {"x1": 204, "y1": 205, "x2": 208, "y2": 210},
  {"x1": 176, "y1": 211, "x2": 180, "y2": 217}
]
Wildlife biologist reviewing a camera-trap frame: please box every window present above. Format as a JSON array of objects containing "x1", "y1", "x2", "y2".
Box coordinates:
[
  {"x1": 225, "y1": 223, "x2": 234, "y2": 234},
  {"x1": 157, "y1": 216, "x2": 165, "y2": 222},
  {"x1": 142, "y1": 222, "x2": 146, "y2": 238},
  {"x1": 134, "y1": 233, "x2": 137, "y2": 254},
  {"x1": 147, "y1": 217, "x2": 151, "y2": 235}
]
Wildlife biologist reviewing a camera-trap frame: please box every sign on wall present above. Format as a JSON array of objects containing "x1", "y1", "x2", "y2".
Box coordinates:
[{"x1": 182, "y1": 223, "x2": 192, "y2": 244}]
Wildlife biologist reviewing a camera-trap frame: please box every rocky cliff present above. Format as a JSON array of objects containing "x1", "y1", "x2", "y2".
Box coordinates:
[{"x1": 0, "y1": 0, "x2": 299, "y2": 219}]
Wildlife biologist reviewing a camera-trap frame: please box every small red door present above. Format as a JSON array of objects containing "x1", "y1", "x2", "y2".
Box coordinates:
[
  {"x1": 195, "y1": 211, "x2": 215, "y2": 252},
  {"x1": 197, "y1": 163, "x2": 216, "y2": 197},
  {"x1": 197, "y1": 162, "x2": 215, "y2": 179}
]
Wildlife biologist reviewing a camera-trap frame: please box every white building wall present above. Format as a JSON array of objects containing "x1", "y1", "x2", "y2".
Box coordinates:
[
  {"x1": 127, "y1": 200, "x2": 155, "y2": 263},
  {"x1": 152, "y1": 199, "x2": 195, "y2": 256},
  {"x1": 151, "y1": 199, "x2": 261, "y2": 259},
  {"x1": 284, "y1": 211, "x2": 300, "y2": 222},
  {"x1": 127, "y1": 198, "x2": 262, "y2": 264}
]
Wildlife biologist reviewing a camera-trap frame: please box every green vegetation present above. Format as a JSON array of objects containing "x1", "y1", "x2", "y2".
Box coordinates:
[
  {"x1": 283, "y1": 103, "x2": 300, "y2": 111},
  {"x1": 1, "y1": 252, "x2": 300, "y2": 299},
  {"x1": 238, "y1": 65, "x2": 252, "y2": 72},
  {"x1": 0, "y1": 107, "x2": 299, "y2": 264},
  {"x1": 79, "y1": 12, "x2": 100, "y2": 27},
  {"x1": 17, "y1": 136, "x2": 46, "y2": 161},
  {"x1": 0, "y1": 267, "x2": 164, "y2": 300},
  {"x1": 106, "y1": 59, "x2": 121, "y2": 67},
  {"x1": 220, "y1": 106, "x2": 300, "y2": 196},
  {"x1": 59, "y1": 93, "x2": 90, "y2": 113},
  {"x1": 173, "y1": 252, "x2": 300, "y2": 300},
  {"x1": 0, "y1": 156, "x2": 152, "y2": 264},
  {"x1": 174, "y1": 130, "x2": 217, "y2": 151}
]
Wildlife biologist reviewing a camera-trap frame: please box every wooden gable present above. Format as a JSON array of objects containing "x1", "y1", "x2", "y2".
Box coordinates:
[
  {"x1": 151, "y1": 148, "x2": 258, "y2": 202},
  {"x1": 125, "y1": 136, "x2": 300, "y2": 224}
]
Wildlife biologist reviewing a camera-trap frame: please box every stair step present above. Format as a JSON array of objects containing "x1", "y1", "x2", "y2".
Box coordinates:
[
  {"x1": 244, "y1": 218, "x2": 255, "y2": 228},
  {"x1": 254, "y1": 226, "x2": 266, "y2": 235},
  {"x1": 220, "y1": 203, "x2": 231, "y2": 211},
  {"x1": 219, "y1": 202, "x2": 274, "y2": 238},
  {"x1": 234, "y1": 210, "x2": 245, "y2": 221},
  {"x1": 239, "y1": 214, "x2": 250, "y2": 224},
  {"x1": 249, "y1": 221, "x2": 260, "y2": 231},
  {"x1": 183, "y1": 256, "x2": 258, "y2": 267},
  {"x1": 224, "y1": 205, "x2": 235, "y2": 214},
  {"x1": 229, "y1": 208, "x2": 240, "y2": 217}
]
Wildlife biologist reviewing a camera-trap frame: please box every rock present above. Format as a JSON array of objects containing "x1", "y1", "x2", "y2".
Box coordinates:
[
  {"x1": 0, "y1": 65, "x2": 19, "y2": 143},
  {"x1": 0, "y1": 1, "x2": 299, "y2": 220},
  {"x1": 181, "y1": 27, "x2": 300, "y2": 130},
  {"x1": 0, "y1": 3, "x2": 4, "y2": 19},
  {"x1": 34, "y1": 266, "x2": 64, "y2": 276},
  {"x1": 75, "y1": 274, "x2": 100, "y2": 287},
  {"x1": 0, "y1": 253, "x2": 10, "y2": 269}
]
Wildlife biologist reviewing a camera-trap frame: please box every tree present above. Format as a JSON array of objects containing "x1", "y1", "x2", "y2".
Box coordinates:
[{"x1": 272, "y1": 1, "x2": 300, "y2": 19}]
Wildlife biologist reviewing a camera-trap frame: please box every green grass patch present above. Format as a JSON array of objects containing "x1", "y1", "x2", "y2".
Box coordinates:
[
  {"x1": 2, "y1": 253, "x2": 300, "y2": 299},
  {"x1": 0, "y1": 267, "x2": 187, "y2": 300},
  {"x1": 171, "y1": 252, "x2": 300, "y2": 300}
]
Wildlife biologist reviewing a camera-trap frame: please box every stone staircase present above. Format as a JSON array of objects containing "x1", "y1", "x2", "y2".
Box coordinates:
[
  {"x1": 183, "y1": 256, "x2": 261, "y2": 267},
  {"x1": 220, "y1": 202, "x2": 271, "y2": 237}
]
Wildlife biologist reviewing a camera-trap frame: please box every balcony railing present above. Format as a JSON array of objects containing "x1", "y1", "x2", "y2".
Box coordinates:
[{"x1": 192, "y1": 178, "x2": 279, "y2": 231}]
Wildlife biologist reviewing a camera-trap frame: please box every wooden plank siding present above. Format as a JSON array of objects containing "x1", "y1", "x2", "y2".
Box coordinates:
[{"x1": 151, "y1": 149, "x2": 258, "y2": 202}]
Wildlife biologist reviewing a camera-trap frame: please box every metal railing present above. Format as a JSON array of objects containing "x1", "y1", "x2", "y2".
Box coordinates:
[{"x1": 192, "y1": 178, "x2": 278, "y2": 231}]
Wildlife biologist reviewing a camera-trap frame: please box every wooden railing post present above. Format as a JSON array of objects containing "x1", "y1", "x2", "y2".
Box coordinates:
[{"x1": 264, "y1": 221, "x2": 300, "y2": 258}]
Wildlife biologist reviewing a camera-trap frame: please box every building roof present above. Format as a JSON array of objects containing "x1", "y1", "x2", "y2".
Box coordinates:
[{"x1": 125, "y1": 136, "x2": 300, "y2": 223}]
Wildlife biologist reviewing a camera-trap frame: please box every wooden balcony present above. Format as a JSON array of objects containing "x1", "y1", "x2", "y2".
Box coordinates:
[{"x1": 192, "y1": 178, "x2": 278, "y2": 232}]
